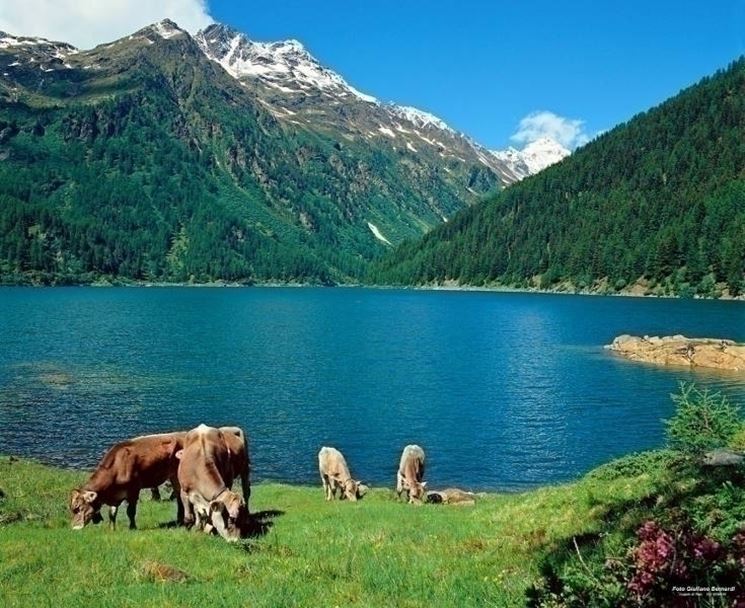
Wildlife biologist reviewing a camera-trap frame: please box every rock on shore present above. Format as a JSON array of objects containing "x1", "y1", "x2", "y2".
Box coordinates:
[{"x1": 606, "y1": 335, "x2": 745, "y2": 371}]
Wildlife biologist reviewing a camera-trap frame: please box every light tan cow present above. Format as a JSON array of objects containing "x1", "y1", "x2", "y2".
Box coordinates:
[
  {"x1": 69, "y1": 432, "x2": 186, "y2": 530},
  {"x1": 396, "y1": 444, "x2": 426, "y2": 504},
  {"x1": 176, "y1": 424, "x2": 248, "y2": 542},
  {"x1": 148, "y1": 427, "x2": 250, "y2": 508},
  {"x1": 318, "y1": 446, "x2": 368, "y2": 501}
]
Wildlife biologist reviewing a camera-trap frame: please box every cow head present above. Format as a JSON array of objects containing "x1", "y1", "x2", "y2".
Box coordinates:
[
  {"x1": 342, "y1": 479, "x2": 368, "y2": 501},
  {"x1": 69, "y1": 489, "x2": 102, "y2": 529},
  {"x1": 209, "y1": 491, "x2": 246, "y2": 542}
]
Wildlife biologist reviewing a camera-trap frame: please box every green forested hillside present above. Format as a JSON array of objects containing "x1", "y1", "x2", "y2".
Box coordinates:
[
  {"x1": 373, "y1": 59, "x2": 745, "y2": 297},
  {"x1": 0, "y1": 24, "x2": 502, "y2": 285}
]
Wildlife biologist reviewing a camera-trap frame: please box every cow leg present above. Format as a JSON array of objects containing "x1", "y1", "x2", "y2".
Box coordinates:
[
  {"x1": 181, "y1": 491, "x2": 194, "y2": 528},
  {"x1": 109, "y1": 505, "x2": 118, "y2": 529},
  {"x1": 170, "y1": 477, "x2": 184, "y2": 525},
  {"x1": 126, "y1": 494, "x2": 138, "y2": 530},
  {"x1": 396, "y1": 473, "x2": 404, "y2": 500},
  {"x1": 321, "y1": 474, "x2": 330, "y2": 500},
  {"x1": 241, "y1": 470, "x2": 251, "y2": 511},
  {"x1": 150, "y1": 487, "x2": 161, "y2": 501}
]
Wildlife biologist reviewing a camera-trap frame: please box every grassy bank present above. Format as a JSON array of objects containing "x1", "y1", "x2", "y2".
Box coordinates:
[{"x1": 0, "y1": 457, "x2": 664, "y2": 608}]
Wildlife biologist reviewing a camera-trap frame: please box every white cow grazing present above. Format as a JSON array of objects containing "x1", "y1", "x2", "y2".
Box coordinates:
[
  {"x1": 318, "y1": 447, "x2": 368, "y2": 501},
  {"x1": 397, "y1": 444, "x2": 427, "y2": 504}
]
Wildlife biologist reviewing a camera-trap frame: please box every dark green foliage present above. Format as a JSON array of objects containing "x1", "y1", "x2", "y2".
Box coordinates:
[
  {"x1": 374, "y1": 58, "x2": 745, "y2": 296},
  {"x1": 584, "y1": 450, "x2": 677, "y2": 482},
  {"x1": 665, "y1": 383, "x2": 741, "y2": 455},
  {"x1": 0, "y1": 32, "x2": 496, "y2": 285}
]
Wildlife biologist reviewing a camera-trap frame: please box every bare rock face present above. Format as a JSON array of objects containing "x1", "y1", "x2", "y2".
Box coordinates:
[
  {"x1": 703, "y1": 449, "x2": 745, "y2": 466},
  {"x1": 606, "y1": 335, "x2": 745, "y2": 371}
]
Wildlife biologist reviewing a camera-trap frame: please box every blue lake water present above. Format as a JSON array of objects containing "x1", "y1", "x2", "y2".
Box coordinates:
[{"x1": 0, "y1": 287, "x2": 743, "y2": 491}]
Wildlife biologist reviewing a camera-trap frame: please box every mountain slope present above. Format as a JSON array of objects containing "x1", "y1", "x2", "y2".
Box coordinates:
[
  {"x1": 373, "y1": 58, "x2": 745, "y2": 297},
  {"x1": 0, "y1": 20, "x2": 512, "y2": 284}
]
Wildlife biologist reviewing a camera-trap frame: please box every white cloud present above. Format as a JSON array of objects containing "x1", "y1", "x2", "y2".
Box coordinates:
[
  {"x1": 510, "y1": 110, "x2": 591, "y2": 150},
  {"x1": 0, "y1": 0, "x2": 213, "y2": 49}
]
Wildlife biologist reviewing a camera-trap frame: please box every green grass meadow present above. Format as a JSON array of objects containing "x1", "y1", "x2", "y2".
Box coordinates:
[{"x1": 0, "y1": 456, "x2": 664, "y2": 607}]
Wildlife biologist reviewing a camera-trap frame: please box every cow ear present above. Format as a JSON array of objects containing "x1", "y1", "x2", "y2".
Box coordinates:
[
  {"x1": 175, "y1": 449, "x2": 184, "y2": 460},
  {"x1": 209, "y1": 500, "x2": 225, "y2": 514},
  {"x1": 83, "y1": 490, "x2": 97, "y2": 503}
]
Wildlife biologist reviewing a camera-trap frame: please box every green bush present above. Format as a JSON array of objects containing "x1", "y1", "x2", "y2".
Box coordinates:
[
  {"x1": 585, "y1": 450, "x2": 675, "y2": 482},
  {"x1": 664, "y1": 383, "x2": 742, "y2": 455},
  {"x1": 728, "y1": 426, "x2": 745, "y2": 451}
]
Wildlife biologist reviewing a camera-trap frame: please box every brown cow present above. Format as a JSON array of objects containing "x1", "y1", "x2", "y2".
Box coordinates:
[
  {"x1": 176, "y1": 424, "x2": 248, "y2": 542},
  {"x1": 69, "y1": 432, "x2": 186, "y2": 530},
  {"x1": 318, "y1": 446, "x2": 368, "y2": 501},
  {"x1": 396, "y1": 444, "x2": 427, "y2": 504}
]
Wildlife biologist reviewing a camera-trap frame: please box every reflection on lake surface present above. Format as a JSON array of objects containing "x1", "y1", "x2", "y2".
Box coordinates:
[{"x1": 0, "y1": 287, "x2": 743, "y2": 490}]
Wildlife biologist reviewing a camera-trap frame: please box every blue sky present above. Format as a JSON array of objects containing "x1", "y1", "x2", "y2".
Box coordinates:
[
  {"x1": 3, "y1": 1, "x2": 744, "y2": 149},
  {"x1": 207, "y1": 0, "x2": 745, "y2": 149}
]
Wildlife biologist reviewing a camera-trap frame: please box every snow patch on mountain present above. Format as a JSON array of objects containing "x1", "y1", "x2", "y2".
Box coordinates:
[
  {"x1": 387, "y1": 105, "x2": 453, "y2": 133},
  {"x1": 0, "y1": 31, "x2": 77, "y2": 56},
  {"x1": 490, "y1": 137, "x2": 569, "y2": 179},
  {"x1": 367, "y1": 222, "x2": 392, "y2": 245}
]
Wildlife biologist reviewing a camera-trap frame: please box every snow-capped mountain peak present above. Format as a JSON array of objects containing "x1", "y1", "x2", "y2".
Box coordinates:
[
  {"x1": 131, "y1": 19, "x2": 188, "y2": 43},
  {"x1": 152, "y1": 19, "x2": 186, "y2": 40},
  {"x1": 490, "y1": 137, "x2": 569, "y2": 179},
  {"x1": 195, "y1": 23, "x2": 378, "y2": 104}
]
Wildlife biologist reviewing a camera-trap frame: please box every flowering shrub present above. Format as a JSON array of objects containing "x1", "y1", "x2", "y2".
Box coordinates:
[
  {"x1": 530, "y1": 384, "x2": 745, "y2": 607},
  {"x1": 531, "y1": 521, "x2": 745, "y2": 607},
  {"x1": 627, "y1": 521, "x2": 743, "y2": 606}
]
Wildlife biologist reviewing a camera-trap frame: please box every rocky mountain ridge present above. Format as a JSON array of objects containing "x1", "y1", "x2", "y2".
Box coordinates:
[{"x1": 194, "y1": 22, "x2": 527, "y2": 185}]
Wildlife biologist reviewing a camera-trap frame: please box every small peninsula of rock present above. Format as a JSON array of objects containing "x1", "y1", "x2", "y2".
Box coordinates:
[{"x1": 606, "y1": 335, "x2": 745, "y2": 371}]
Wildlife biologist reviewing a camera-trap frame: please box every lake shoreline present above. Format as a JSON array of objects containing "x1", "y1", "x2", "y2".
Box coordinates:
[
  {"x1": 2, "y1": 278, "x2": 744, "y2": 301},
  {"x1": 21, "y1": 454, "x2": 549, "y2": 495}
]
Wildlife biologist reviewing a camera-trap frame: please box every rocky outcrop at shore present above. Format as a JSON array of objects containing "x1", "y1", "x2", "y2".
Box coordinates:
[{"x1": 606, "y1": 335, "x2": 745, "y2": 371}]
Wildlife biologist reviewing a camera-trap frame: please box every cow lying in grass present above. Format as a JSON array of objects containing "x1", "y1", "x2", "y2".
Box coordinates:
[
  {"x1": 318, "y1": 447, "x2": 368, "y2": 501},
  {"x1": 425, "y1": 488, "x2": 476, "y2": 506},
  {"x1": 69, "y1": 432, "x2": 186, "y2": 530}
]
